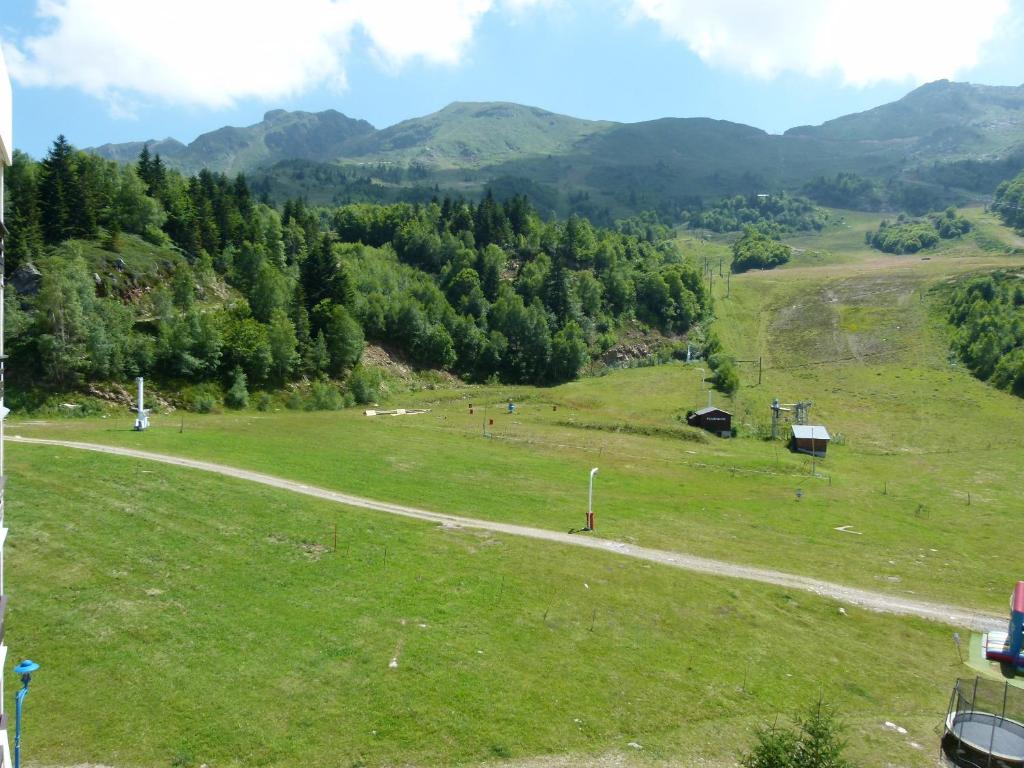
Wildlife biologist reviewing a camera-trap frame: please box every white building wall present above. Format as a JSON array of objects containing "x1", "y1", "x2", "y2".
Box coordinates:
[
  {"x1": 0, "y1": 46, "x2": 10, "y2": 166},
  {"x1": 0, "y1": 36, "x2": 12, "y2": 763}
]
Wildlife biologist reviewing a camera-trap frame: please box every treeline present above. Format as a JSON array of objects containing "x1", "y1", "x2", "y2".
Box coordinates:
[
  {"x1": 865, "y1": 208, "x2": 971, "y2": 254},
  {"x1": 993, "y1": 168, "x2": 1024, "y2": 232},
  {"x1": 685, "y1": 193, "x2": 826, "y2": 236},
  {"x1": 803, "y1": 172, "x2": 882, "y2": 211},
  {"x1": 3, "y1": 137, "x2": 714, "y2": 398},
  {"x1": 803, "y1": 172, "x2": 966, "y2": 216},
  {"x1": 947, "y1": 272, "x2": 1024, "y2": 396}
]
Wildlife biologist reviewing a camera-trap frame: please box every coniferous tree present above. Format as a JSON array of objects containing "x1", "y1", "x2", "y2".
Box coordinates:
[
  {"x1": 302, "y1": 234, "x2": 337, "y2": 306},
  {"x1": 4, "y1": 150, "x2": 45, "y2": 270},
  {"x1": 38, "y1": 135, "x2": 76, "y2": 244}
]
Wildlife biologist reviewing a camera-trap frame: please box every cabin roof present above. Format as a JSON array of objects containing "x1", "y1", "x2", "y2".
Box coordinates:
[
  {"x1": 693, "y1": 406, "x2": 731, "y2": 416},
  {"x1": 791, "y1": 425, "x2": 830, "y2": 441}
]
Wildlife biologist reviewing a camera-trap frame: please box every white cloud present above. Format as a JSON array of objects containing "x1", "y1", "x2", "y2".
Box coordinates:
[
  {"x1": 629, "y1": 0, "x2": 1012, "y2": 85},
  {"x1": 3, "y1": 0, "x2": 503, "y2": 111}
]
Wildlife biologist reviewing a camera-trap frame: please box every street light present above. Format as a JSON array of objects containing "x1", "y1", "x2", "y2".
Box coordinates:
[
  {"x1": 13, "y1": 659, "x2": 39, "y2": 768},
  {"x1": 586, "y1": 467, "x2": 599, "y2": 531}
]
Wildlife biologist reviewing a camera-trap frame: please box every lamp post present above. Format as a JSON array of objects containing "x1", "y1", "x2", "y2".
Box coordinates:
[
  {"x1": 13, "y1": 659, "x2": 39, "y2": 768},
  {"x1": 586, "y1": 467, "x2": 599, "y2": 531}
]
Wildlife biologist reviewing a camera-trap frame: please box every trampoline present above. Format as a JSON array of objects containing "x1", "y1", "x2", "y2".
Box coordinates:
[{"x1": 943, "y1": 678, "x2": 1024, "y2": 768}]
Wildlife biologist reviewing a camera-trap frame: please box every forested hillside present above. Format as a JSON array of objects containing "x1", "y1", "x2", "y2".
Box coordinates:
[
  {"x1": 3, "y1": 137, "x2": 714, "y2": 408},
  {"x1": 946, "y1": 272, "x2": 1024, "y2": 396},
  {"x1": 993, "y1": 168, "x2": 1024, "y2": 232}
]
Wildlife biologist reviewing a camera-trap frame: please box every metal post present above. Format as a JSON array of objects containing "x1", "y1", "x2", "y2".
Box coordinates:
[
  {"x1": 134, "y1": 377, "x2": 149, "y2": 431},
  {"x1": 13, "y1": 660, "x2": 39, "y2": 768},
  {"x1": 586, "y1": 468, "x2": 598, "y2": 531}
]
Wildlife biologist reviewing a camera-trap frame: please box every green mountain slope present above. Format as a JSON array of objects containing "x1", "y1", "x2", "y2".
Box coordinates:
[
  {"x1": 89, "y1": 82, "x2": 1024, "y2": 217},
  {"x1": 787, "y1": 80, "x2": 1024, "y2": 151},
  {"x1": 92, "y1": 108, "x2": 375, "y2": 176},
  {"x1": 342, "y1": 101, "x2": 613, "y2": 167}
]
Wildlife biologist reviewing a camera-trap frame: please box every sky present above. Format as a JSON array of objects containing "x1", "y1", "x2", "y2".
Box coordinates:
[{"x1": 3, "y1": 0, "x2": 1024, "y2": 159}]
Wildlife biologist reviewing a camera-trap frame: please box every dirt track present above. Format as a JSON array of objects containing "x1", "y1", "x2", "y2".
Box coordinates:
[{"x1": 8, "y1": 435, "x2": 1003, "y2": 630}]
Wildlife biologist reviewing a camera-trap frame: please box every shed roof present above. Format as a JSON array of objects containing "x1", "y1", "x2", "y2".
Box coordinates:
[
  {"x1": 791, "y1": 425, "x2": 830, "y2": 441},
  {"x1": 693, "y1": 406, "x2": 731, "y2": 416}
]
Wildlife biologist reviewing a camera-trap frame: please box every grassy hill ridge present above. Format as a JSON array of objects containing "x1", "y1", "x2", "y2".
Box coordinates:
[{"x1": 86, "y1": 81, "x2": 1024, "y2": 220}]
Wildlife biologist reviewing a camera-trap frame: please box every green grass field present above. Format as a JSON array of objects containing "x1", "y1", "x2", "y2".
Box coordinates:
[
  {"x1": 5, "y1": 445, "x2": 966, "y2": 767},
  {"x1": 9, "y1": 206, "x2": 1024, "y2": 766}
]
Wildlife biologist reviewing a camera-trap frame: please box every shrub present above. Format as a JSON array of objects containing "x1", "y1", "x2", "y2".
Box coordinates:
[
  {"x1": 740, "y1": 699, "x2": 852, "y2": 768},
  {"x1": 180, "y1": 383, "x2": 221, "y2": 413},
  {"x1": 865, "y1": 209, "x2": 970, "y2": 254},
  {"x1": 224, "y1": 366, "x2": 249, "y2": 409},
  {"x1": 347, "y1": 364, "x2": 384, "y2": 405},
  {"x1": 306, "y1": 380, "x2": 343, "y2": 411},
  {"x1": 712, "y1": 356, "x2": 740, "y2": 394},
  {"x1": 731, "y1": 227, "x2": 791, "y2": 273}
]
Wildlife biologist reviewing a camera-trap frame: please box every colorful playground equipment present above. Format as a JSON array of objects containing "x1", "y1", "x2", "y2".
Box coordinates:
[
  {"x1": 943, "y1": 677, "x2": 1024, "y2": 767},
  {"x1": 984, "y1": 581, "x2": 1024, "y2": 667}
]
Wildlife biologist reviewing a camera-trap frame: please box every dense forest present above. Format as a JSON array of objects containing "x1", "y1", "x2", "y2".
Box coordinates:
[
  {"x1": 802, "y1": 173, "x2": 883, "y2": 211},
  {"x1": 947, "y1": 272, "x2": 1024, "y2": 396},
  {"x1": 993, "y1": 168, "x2": 1024, "y2": 232},
  {"x1": 2, "y1": 137, "x2": 716, "y2": 408},
  {"x1": 864, "y1": 209, "x2": 971, "y2": 254},
  {"x1": 685, "y1": 193, "x2": 826, "y2": 236}
]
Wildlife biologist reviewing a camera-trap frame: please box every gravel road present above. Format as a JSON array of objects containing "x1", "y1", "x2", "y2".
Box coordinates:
[{"x1": 8, "y1": 435, "x2": 1002, "y2": 630}]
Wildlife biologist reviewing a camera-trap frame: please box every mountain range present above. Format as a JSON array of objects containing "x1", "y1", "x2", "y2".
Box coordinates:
[{"x1": 90, "y1": 80, "x2": 1024, "y2": 219}]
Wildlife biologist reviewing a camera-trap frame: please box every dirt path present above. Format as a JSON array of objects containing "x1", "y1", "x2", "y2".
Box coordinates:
[{"x1": 9, "y1": 435, "x2": 1002, "y2": 630}]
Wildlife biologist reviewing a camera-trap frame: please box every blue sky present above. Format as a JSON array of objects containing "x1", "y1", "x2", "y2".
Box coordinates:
[{"x1": 4, "y1": 0, "x2": 1024, "y2": 159}]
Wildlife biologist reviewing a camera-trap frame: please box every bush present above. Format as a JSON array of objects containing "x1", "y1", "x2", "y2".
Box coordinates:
[
  {"x1": 865, "y1": 209, "x2": 970, "y2": 254},
  {"x1": 347, "y1": 364, "x2": 384, "y2": 405},
  {"x1": 740, "y1": 699, "x2": 852, "y2": 768},
  {"x1": 306, "y1": 380, "x2": 343, "y2": 411},
  {"x1": 180, "y1": 383, "x2": 221, "y2": 413},
  {"x1": 224, "y1": 366, "x2": 249, "y2": 409},
  {"x1": 711, "y1": 356, "x2": 739, "y2": 394},
  {"x1": 731, "y1": 227, "x2": 791, "y2": 273},
  {"x1": 255, "y1": 392, "x2": 274, "y2": 411}
]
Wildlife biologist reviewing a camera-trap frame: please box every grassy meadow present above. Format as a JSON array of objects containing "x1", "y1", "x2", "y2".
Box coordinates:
[
  {"x1": 8, "y1": 205, "x2": 1024, "y2": 766},
  {"x1": 6, "y1": 445, "x2": 965, "y2": 767}
]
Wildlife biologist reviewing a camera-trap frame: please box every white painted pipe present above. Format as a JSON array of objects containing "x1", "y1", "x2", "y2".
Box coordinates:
[
  {"x1": 135, "y1": 377, "x2": 149, "y2": 430},
  {"x1": 588, "y1": 467, "x2": 599, "y2": 530}
]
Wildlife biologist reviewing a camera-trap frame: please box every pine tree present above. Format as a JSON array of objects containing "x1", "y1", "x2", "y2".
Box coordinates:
[
  {"x1": 302, "y1": 234, "x2": 337, "y2": 307},
  {"x1": 137, "y1": 144, "x2": 153, "y2": 191},
  {"x1": 38, "y1": 135, "x2": 76, "y2": 244},
  {"x1": 4, "y1": 150, "x2": 45, "y2": 271}
]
